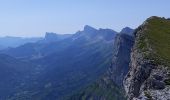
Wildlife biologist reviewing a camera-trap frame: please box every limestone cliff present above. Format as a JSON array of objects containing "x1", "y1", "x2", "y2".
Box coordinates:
[{"x1": 124, "y1": 16, "x2": 170, "y2": 100}]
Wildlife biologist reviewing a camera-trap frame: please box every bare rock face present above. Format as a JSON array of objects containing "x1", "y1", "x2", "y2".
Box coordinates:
[
  {"x1": 108, "y1": 33, "x2": 134, "y2": 87},
  {"x1": 123, "y1": 17, "x2": 170, "y2": 100}
]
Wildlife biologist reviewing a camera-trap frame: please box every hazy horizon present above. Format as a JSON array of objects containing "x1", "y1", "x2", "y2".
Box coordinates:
[{"x1": 0, "y1": 0, "x2": 170, "y2": 37}]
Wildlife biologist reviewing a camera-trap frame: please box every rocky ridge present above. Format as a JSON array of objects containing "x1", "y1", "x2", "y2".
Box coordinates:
[{"x1": 124, "y1": 16, "x2": 170, "y2": 100}]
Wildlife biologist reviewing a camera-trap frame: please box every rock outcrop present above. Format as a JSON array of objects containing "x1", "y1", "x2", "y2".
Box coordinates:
[{"x1": 124, "y1": 16, "x2": 170, "y2": 100}]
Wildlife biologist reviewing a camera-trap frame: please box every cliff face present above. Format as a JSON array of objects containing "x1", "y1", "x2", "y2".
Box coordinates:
[
  {"x1": 124, "y1": 17, "x2": 170, "y2": 100},
  {"x1": 69, "y1": 31, "x2": 134, "y2": 100},
  {"x1": 108, "y1": 33, "x2": 134, "y2": 87}
]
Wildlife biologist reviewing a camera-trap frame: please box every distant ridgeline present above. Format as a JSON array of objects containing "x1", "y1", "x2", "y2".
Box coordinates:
[
  {"x1": 0, "y1": 25, "x2": 119, "y2": 99},
  {"x1": 0, "y1": 36, "x2": 42, "y2": 50}
]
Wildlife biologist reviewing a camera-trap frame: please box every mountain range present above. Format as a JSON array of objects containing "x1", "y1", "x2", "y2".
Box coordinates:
[
  {"x1": 0, "y1": 25, "x2": 120, "y2": 100},
  {"x1": 0, "y1": 16, "x2": 170, "y2": 100}
]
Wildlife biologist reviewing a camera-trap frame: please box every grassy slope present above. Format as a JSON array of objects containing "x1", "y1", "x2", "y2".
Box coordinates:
[
  {"x1": 138, "y1": 17, "x2": 170, "y2": 66},
  {"x1": 146, "y1": 17, "x2": 170, "y2": 64}
]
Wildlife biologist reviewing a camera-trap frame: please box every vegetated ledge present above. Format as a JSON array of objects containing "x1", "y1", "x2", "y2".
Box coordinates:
[{"x1": 124, "y1": 16, "x2": 170, "y2": 100}]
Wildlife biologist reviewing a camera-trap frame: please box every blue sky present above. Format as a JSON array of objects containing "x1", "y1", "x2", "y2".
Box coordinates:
[{"x1": 0, "y1": 0, "x2": 170, "y2": 37}]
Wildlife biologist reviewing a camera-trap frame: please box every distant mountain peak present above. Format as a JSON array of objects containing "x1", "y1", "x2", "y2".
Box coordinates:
[
  {"x1": 43, "y1": 32, "x2": 72, "y2": 43},
  {"x1": 83, "y1": 25, "x2": 97, "y2": 32},
  {"x1": 44, "y1": 32, "x2": 59, "y2": 42},
  {"x1": 45, "y1": 32, "x2": 57, "y2": 38},
  {"x1": 120, "y1": 27, "x2": 134, "y2": 36},
  {"x1": 121, "y1": 27, "x2": 132, "y2": 30}
]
